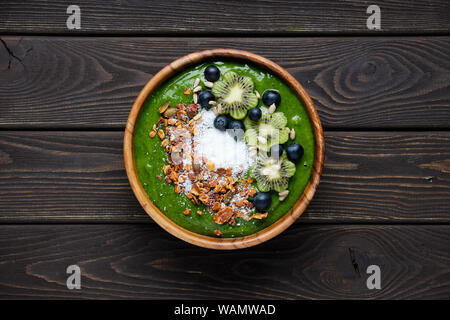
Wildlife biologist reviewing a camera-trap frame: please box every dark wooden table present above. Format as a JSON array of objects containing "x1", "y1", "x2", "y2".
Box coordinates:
[{"x1": 0, "y1": 1, "x2": 449, "y2": 299}]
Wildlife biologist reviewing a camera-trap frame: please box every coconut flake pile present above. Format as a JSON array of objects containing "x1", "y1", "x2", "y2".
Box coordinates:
[{"x1": 194, "y1": 109, "x2": 253, "y2": 175}]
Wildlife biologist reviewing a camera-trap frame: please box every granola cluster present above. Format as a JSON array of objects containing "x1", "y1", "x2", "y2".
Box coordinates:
[{"x1": 149, "y1": 102, "x2": 265, "y2": 226}]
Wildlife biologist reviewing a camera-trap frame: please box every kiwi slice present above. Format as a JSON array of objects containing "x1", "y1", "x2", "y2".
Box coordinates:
[
  {"x1": 251, "y1": 154, "x2": 296, "y2": 192},
  {"x1": 244, "y1": 106, "x2": 288, "y2": 151},
  {"x1": 211, "y1": 71, "x2": 258, "y2": 119}
]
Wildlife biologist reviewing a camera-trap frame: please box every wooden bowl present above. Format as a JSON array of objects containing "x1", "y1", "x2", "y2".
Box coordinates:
[{"x1": 124, "y1": 49, "x2": 324, "y2": 250}]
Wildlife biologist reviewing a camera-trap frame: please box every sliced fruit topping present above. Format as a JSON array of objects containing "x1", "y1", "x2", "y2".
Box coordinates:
[
  {"x1": 262, "y1": 89, "x2": 281, "y2": 107},
  {"x1": 204, "y1": 65, "x2": 221, "y2": 82},
  {"x1": 251, "y1": 153, "x2": 296, "y2": 192},
  {"x1": 213, "y1": 115, "x2": 229, "y2": 131},
  {"x1": 286, "y1": 143, "x2": 304, "y2": 163},
  {"x1": 198, "y1": 90, "x2": 215, "y2": 109},
  {"x1": 253, "y1": 192, "x2": 272, "y2": 211},
  {"x1": 248, "y1": 107, "x2": 262, "y2": 121},
  {"x1": 211, "y1": 71, "x2": 258, "y2": 120},
  {"x1": 244, "y1": 106, "x2": 288, "y2": 151}
]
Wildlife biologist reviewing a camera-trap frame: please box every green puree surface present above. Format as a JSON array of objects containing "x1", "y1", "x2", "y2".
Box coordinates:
[{"x1": 133, "y1": 61, "x2": 314, "y2": 237}]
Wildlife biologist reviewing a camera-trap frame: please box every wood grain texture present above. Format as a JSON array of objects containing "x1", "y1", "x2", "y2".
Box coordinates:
[
  {"x1": 0, "y1": 1, "x2": 449, "y2": 34},
  {"x1": 0, "y1": 224, "x2": 448, "y2": 299},
  {"x1": 0, "y1": 131, "x2": 448, "y2": 223},
  {"x1": 1, "y1": 36, "x2": 449, "y2": 129}
]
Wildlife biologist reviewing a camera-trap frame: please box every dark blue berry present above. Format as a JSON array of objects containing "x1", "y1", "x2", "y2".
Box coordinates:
[
  {"x1": 198, "y1": 90, "x2": 215, "y2": 109},
  {"x1": 227, "y1": 120, "x2": 245, "y2": 141},
  {"x1": 262, "y1": 89, "x2": 281, "y2": 107},
  {"x1": 213, "y1": 115, "x2": 229, "y2": 131},
  {"x1": 253, "y1": 192, "x2": 272, "y2": 211},
  {"x1": 248, "y1": 107, "x2": 262, "y2": 121},
  {"x1": 204, "y1": 65, "x2": 220, "y2": 82},
  {"x1": 286, "y1": 143, "x2": 304, "y2": 163},
  {"x1": 270, "y1": 144, "x2": 284, "y2": 159},
  {"x1": 227, "y1": 120, "x2": 245, "y2": 131}
]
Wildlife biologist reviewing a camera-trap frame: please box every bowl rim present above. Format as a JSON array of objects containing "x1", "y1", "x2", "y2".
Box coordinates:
[{"x1": 124, "y1": 48, "x2": 325, "y2": 250}]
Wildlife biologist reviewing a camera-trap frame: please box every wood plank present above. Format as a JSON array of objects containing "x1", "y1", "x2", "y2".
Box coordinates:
[
  {"x1": 1, "y1": 37, "x2": 449, "y2": 129},
  {"x1": 0, "y1": 224, "x2": 448, "y2": 299},
  {"x1": 0, "y1": 131, "x2": 448, "y2": 223},
  {"x1": 1, "y1": 1, "x2": 449, "y2": 34}
]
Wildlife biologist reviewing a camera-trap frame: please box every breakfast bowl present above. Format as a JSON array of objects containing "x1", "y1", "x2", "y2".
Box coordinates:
[{"x1": 124, "y1": 49, "x2": 324, "y2": 249}]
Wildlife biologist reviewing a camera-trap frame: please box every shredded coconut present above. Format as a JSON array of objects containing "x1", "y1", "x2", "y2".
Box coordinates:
[
  {"x1": 194, "y1": 109, "x2": 253, "y2": 175},
  {"x1": 161, "y1": 105, "x2": 257, "y2": 219}
]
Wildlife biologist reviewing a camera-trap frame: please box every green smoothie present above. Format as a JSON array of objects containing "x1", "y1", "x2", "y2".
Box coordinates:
[{"x1": 133, "y1": 61, "x2": 314, "y2": 237}]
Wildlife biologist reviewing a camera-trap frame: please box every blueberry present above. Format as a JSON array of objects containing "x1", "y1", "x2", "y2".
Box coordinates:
[
  {"x1": 262, "y1": 89, "x2": 281, "y2": 107},
  {"x1": 198, "y1": 90, "x2": 215, "y2": 109},
  {"x1": 204, "y1": 65, "x2": 220, "y2": 82},
  {"x1": 214, "y1": 115, "x2": 229, "y2": 131},
  {"x1": 270, "y1": 144, "x2": 284, "y2": 159},
  {"x1": 227, "y1": 120, "x2": 245, "y2": 131},
  {"x1": 248, "y1": 107, "x2": 262, "y2": 121},
  {"x1": 227, "y1": 120, "x2": 245, "y2": 141},
  {"x1": 253, "y1": 192, "x2": 272, "y2": 211},
  {"x1": 286, "y1": 143, "x2": 304, "y2": 163}
]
